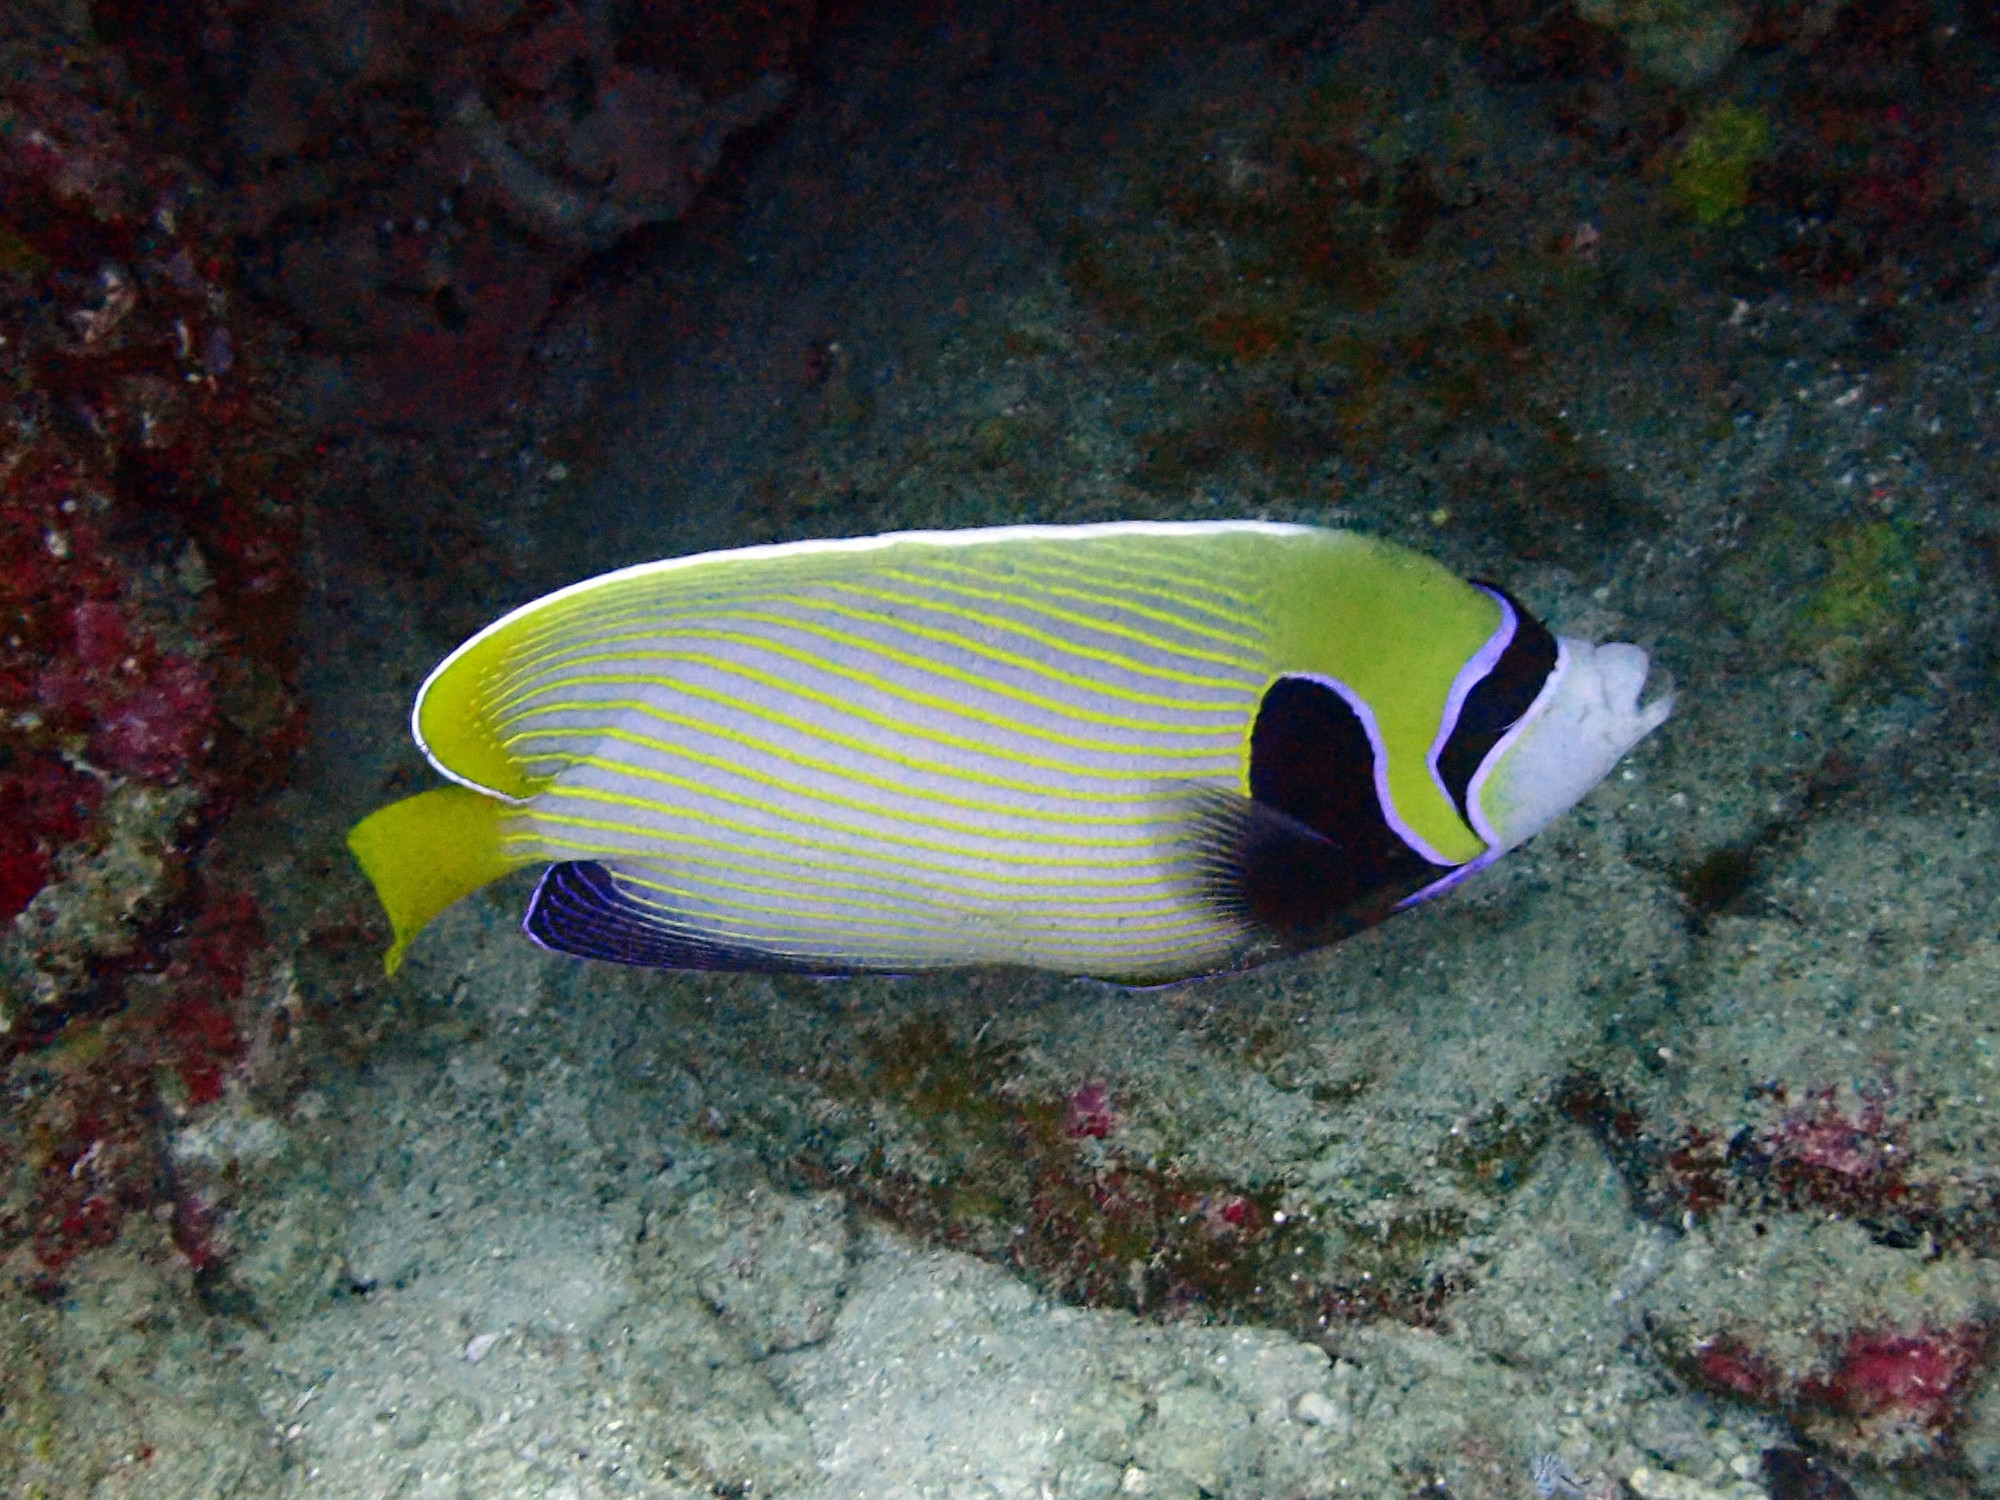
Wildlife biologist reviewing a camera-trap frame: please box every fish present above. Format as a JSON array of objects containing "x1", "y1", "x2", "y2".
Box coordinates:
[{"x1": 347, "y1": 521, "x2": 1671, "y2": 981}]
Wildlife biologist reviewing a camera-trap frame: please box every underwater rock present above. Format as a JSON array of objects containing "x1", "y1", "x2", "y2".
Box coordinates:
[
  {"x1": 0, "y1": 783, "x2": 200, "y2": 1023},
  {"x1": 199, "y1": 0, "x2": 804, "y2": 429},
  {"x1": 452, "y1": 67, "x2": 796, "y2": 253},
  {"x1": 665, "y1": 1187, "x2": 853, "y2": 1357},
  {"x1": 1637, "y1": 1212, "x2": 1996, "y2": 1464},
  {"x1": 1571, "y1": 0, "x2": 1749, "y2": 86},
  {"x1": 0, "y1": 1218, "x2": 281, "y2": 1495}
]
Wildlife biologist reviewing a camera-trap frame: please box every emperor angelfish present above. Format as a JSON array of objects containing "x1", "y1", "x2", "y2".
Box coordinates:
[{"x1": 348, "y1": 522, "x2": 1671, "y2": 982}]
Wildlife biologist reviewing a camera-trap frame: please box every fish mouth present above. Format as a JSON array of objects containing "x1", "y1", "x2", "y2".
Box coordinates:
[{"x1": 1586, "y1": 641, "x2": 1675, "y2": 746}]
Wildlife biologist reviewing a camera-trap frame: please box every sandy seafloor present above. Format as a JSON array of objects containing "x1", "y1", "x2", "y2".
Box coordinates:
[{"x1": 15, "y1": 0, "x2": 2000, "y2": 1497}]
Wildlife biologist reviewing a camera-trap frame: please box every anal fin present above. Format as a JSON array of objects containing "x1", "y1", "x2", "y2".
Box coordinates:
[{"x1": 523, "y1": 861, "x2": 859, "y2": 975}]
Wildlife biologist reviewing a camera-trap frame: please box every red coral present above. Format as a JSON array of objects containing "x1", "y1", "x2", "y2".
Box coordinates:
[
  {"x1": 0, "y1": 18, "x2": 303, "y2": 1291},
  {"x1": 11, "y1": 885, "x2": 265, "y2": 1273},
  {"x1": 91, "y1": 653, "x2": 215, "y2": 780},
  {"x1": 1207, "y1": 1193, "x2": 1261, "y2": 1235},
  {"x1": 0, "y1": 464, "x2": 119, "y2": 702},
  {"x1": 1681, "y1": 1321, "x2": 1990, "y2": 1465},
  {"x1": 35, "y1": 1193, "x2": 121, "y2": 1270},
  {"x1": 158, "y1": 888, "x2": 261, "y2": 1106},
  {"x1": 68, "y1": 598, "x2": 130, "y2": 671}
]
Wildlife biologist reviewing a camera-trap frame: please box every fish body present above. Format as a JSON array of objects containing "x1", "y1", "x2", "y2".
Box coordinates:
[{"x1": 350, "y1": 522, "x2": 1671, "y2": 980}]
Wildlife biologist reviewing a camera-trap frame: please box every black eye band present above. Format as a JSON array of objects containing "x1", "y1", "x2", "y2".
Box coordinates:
[{"x1": 1434, "y1": 583, "x2": 1557, "y2": 826}]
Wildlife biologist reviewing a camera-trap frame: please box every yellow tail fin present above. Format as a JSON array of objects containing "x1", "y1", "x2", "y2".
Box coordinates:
[{"x1": 347, "y1": 785, "x2": 528, "y2": 975}]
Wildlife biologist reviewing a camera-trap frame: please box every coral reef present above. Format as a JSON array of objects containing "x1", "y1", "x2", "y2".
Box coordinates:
[
  {"x1": 0, "y1": 0, "x2": 306, "y2": 1296},
  {"x1": 2, "y1": 0, "x2": 1996, "y2": 1494}
]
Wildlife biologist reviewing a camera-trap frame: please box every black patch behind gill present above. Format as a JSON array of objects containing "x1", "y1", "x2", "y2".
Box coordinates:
[
  {"x1": 1434, "y1": 584, "x2": 1557, "y2": 822},
  {"x1": 1189, "y1": 676, "x2": 1438, "y2": 946}
]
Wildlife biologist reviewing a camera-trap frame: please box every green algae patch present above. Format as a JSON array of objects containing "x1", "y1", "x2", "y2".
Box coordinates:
[
  {"x1": 1672, "y1": 104, "x2": 1771, "y2": 225},
  {"x1": 1793, "y1": 520, "x2": 1923, "y2": 688},
  {"x1": 1710, "y1": 512, "x2": 1927, "y2": 693}
]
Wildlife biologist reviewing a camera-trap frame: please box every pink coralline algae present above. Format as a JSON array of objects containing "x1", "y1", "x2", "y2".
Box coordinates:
[
  {"x1": 88, "y1": 655, "x2": 217, "y2": 780},
  {"x1": 1064, "y1": 1079, "x2": 1117, "y2": 1139},
  {"x1": 1815, "y1": 1328, "x2": 1983, "y2": 1415},
  {"x1": 156, "y1": 888, "x2": 264, "y2": 1110},
  {"x1": 1800, "y1": 1324, "x2": 1990, "y2": 1462},
  {"x1": 1693, "y1": 1336, "x2": 1783, "y2": 1402},
  {"x1": 36, "y1": 603, "x2": 216, "y2": 781},
  {"x1": 1684, "y1": 1321, "x2": 1990, "y2": 1466},
  {"x1": 1564, "y1": 1069, "x2": 1994, "y2": 1464},
  {"x1": 1561, "y1": 1071, "x2": 1928, "y2": 1231},
  {"x1": 1762, "y1": 1087, "x2": 1909, "y2": 1209},
  {"x1": 1208, "y1": 1193, "x2": 1261, "y2": 1234}
]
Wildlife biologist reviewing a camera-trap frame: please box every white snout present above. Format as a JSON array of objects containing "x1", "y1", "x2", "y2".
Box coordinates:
[{"x1": 1471, "y1": 637, "x2": 1673, "y2": 852}]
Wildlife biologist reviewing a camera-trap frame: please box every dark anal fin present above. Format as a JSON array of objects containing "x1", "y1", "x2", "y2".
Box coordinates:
[{"x1": 523, "y1": 861, "x2": 857, "y2": 975}]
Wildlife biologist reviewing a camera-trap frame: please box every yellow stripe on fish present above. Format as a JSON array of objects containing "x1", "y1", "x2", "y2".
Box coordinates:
[{"x1": 349, "y1": 521, "x2": 1672, "y2": 979}]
